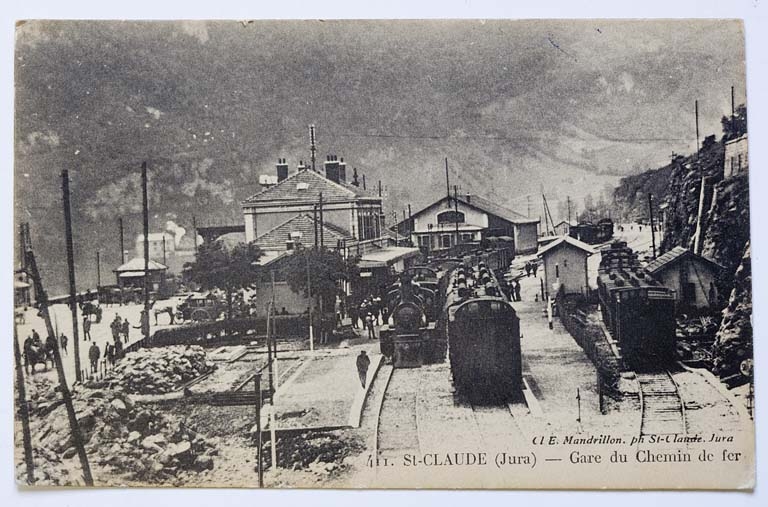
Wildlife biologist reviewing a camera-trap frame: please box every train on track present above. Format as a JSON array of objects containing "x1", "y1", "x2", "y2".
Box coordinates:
[
  {"x1": 570, "y1": 218, "x2": 614, "y2": 245},
  {"x1": 442, "y1": 260, "x2": 522, "y2": 403},
  {"x1": 597, "y1": 241, "x2": 677, "y2": 369}
]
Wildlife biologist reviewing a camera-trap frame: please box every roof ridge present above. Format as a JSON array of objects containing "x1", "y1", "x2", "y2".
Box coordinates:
[
  {"x1": 254, "y1": 213, "x2": 313, "y2": 242},
  {"x1": 242, "y1": 168, "x2": 307, "y2": 203}
]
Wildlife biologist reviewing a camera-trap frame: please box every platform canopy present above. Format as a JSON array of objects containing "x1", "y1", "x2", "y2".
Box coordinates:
[{"x1": 358, "y1": 246, "x2": 420, "y2": 269}]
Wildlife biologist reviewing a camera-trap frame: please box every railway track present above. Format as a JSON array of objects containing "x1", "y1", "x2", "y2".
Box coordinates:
[
  {"x1": 637, "y1": 370, "x2": 687, "y2": 437},
  {"x1": 375, "y1": 368, "x2": 423, "y2": 464}
]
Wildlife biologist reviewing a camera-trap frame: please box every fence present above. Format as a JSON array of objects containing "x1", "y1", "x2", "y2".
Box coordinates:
[{"x1": 557, "y1": 292, "x2": 623, "y2": 393}]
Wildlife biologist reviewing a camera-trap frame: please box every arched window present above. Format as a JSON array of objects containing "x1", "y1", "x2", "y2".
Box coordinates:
[{"x1": 437, "y1": 210, "x2": 465, "y2": 224}]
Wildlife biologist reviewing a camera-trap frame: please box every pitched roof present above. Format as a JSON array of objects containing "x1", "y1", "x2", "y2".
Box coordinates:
[
  {"x1": 242, "y1": 169, "x2": 376, "y2": 206},
  {"x1": 397, "y1": 193, "x2": 537, "y2": 229},
  {"x1": 114, "y1": 257, "x2": 167, "y2": 272},
  {"x1": 455, "y1": 194, "x2": 537, "y2": 224},
  {"x1": 645, "y1": 246, "x2": 723, "y2": 275},
  {"x1": 537, "y1": 235, "x2": 595, "y2": 257},
  {"x1": 253, "y1": 213, "x2": 352, "y2": 251}
]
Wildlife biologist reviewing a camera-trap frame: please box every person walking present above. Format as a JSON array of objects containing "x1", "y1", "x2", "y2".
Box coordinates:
[
  {"x1": 82, "y1": 316, "x2": 92, "y2": 341},
  {"x1": 88, "y1": 342, "x2": 100, "y2": 374},
  {"x1": 349, "y1": 304, "x2": 359, "y2": 329},
  {"x1": 532, "y1": 262, "x2": 539, "y2": 278},
  {"x1": 365, "y1": 313, "x2": 375, "y2": 340},
  {"x1": 525, "y1": 262, "x2": 532, "y2": 277},
  {"x1": 514, "y1": 280, "x2": 522, "y2": 302},
  {"x1": 122, "y1": 319, "x2": 130, "y2": 344},
  {"x1": 356, "y1": 350, "x2": 371, "y2": 388},
  {"x1": 59, "y1": 332, "x2": 68, "y2": 356}
]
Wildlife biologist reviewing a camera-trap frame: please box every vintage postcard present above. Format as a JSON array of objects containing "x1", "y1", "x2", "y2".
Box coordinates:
[{"x1": 13, "y1": 19, "x2": 754, "y2": 489}]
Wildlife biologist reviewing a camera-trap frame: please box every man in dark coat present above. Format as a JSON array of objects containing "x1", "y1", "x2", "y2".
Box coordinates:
[
  {"x1": 88, "y1": 342, "x2": 100, "y2": 374},
  {"x1": 356, "y1": 350, "x2": 371, "y2": 388},
  {"x1": 349, "y1": 304, "x2": 359, "y2": 329},
  {"x1": 514, "y1": 280, "x2": 522, "y2": 302},
  {"x1": 59, "y1": 333, "x2": 68, "y2": 355},
  {"x1": 82, "y1": 316, "x2": 92, "y2": 341}
]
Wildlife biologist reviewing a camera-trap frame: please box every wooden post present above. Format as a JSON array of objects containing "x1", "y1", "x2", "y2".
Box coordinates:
[
  {"x1": 142, "y1": 163, "x2": 151, "y2": 347},
  {"x1": 14, "y1": 323, "x2": 35, "y2": 484},
  {"x1": 118, "y1": 217, "x2": 125, "y2": 265},
  {"x1": 24, "y1": 248, "x2": 94, "y2": 486},
  {"x1": 255, "y1": 373, "x2": 264, "y2": 488},
  {"x1": 96, "y1": 250, "x2": 101, "y2": 288},
  {"x1": 61, "y1": 169, "x2": 83, "y2": 382}
]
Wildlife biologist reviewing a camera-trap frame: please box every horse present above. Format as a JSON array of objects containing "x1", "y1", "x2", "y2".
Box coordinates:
[
  {"x1": 153, "y1": 306, "x2": 176, "y2": 325},
  {"x1": 24, "y1": 340, "x2": 54, "y2": 374}
]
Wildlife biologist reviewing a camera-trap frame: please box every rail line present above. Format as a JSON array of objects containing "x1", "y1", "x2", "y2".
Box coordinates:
[
  {"x1": 637, "y1": 370, "x2": 687, "y2": 437},
  {"x1": 374, "y1": 368, "x2": 423, "y2": 467}
]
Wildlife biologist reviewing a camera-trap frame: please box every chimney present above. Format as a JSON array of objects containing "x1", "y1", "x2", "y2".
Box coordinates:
[
  {"x1": 325, "y1": 155, "x2": 341, "y2": 184},
  {"x1": 351, "y1": 167, "x2": 360, "y2": 187},
  {"x1": 297, "y1": 160, "x2": 307, "y2": 172},
  {"x1": 338, "y1": 157, "x2": 347, "y2": 184},
  {"x1": 276, "y1": 158, "x2": 289, "y2": 182}
]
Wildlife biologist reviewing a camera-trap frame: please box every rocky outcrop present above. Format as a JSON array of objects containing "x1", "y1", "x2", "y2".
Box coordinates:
[
  {"x1": 16, "y1": 381, "x2": 217, "y2": 486},
  {"x1": 86, "y1": 345, "x2": 215, "y2": 395},
  {"x1": 712, "y1": 243, "x2": 752, "y2": 377},
  {"x1": 700, "y1": 173, "x2": 750, "y2": 276}
]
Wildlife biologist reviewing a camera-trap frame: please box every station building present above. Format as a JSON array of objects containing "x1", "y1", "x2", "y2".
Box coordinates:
[
  {"x1": 537, "y1": 236, "x2": 595, "y2": 296},
  {"x1": 395, "y1": 193, "x2": 539, "y2": 255}
]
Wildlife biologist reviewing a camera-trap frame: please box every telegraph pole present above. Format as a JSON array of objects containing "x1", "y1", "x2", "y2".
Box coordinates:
[
  {"x1": 61, "y1": 169, "x2": 83, "y2": 382},
  {"x1": 648, "y1": 193, "x2": 657, "y2": 259},
  {"x1": 25, "y1": 247, "x2": 93, "y2": 486},
  {"x1": 309, "y1": 124, "x2": 317, "y2": 172},
  {"x1": 695, "y1": 99, "x2": 700, "y2": 158},
  {"x1": 445, "y1": 158, "x2": 450, "y2": 199},
  {"x1": 453, "y1": 185, "x2": 460, "y2": 247},
  {"x1": 118, "y1": 217, "x2": 125, "y2": 264},
  {"x1": 192, "y1": 215, "x2": 198, "y2": 256},
  {"x1": 255, "y1": 373, "x2": 264, "y2": 488},
  {"x1": 319, "y1": 192, "x2": 324, "y2": 249},
  {"x1": 141, "y1": 162, "x2": 151, "y2": 344},
  {"x1": 14, "y1": 323, "x2": 35, "y2": 485},
  {"x1": 96, "y1": 250, "x2": 101, "y2": 288}
]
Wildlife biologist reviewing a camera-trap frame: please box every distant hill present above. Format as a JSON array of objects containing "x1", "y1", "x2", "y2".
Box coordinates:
[{"x1": 14, "y1": 20, "x2": 745, "y2": 294}]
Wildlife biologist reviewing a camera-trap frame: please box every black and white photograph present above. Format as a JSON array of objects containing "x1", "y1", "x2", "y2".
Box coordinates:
[{"x1": 11, "y1": 17, "x2": 755, "y2": 490}]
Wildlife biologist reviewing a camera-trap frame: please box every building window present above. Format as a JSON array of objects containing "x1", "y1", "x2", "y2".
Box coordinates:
[
  {"x1": 357, "y1": 208, "x2": 380, "y2": 240},
  {"x1": 461, "y1": 233, "x2": 474, "y2": 242},
  {"x1": 440, "y1": 235, "x2": 452, "y2": 248},
  {"x1": 437, "y1": 210, "x2": 465, "y2": 224}
]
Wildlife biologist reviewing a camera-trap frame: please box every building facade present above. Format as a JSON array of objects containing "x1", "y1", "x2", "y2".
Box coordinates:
[
  {"x1": 396, "y1": 193, "x2": 539, "y2": 254},
  {"x1": 537, "y1": 236, "x2": 595, "y2": 296},
  {"x1": 724, "y1": 134, "x2": 748, "y2": 178},
  {"x1": 645, "y1": 246, "x2": 722, "y2": 310}
]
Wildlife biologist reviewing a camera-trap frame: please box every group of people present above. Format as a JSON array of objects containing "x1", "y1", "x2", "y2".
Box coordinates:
[
  {"x1": 349, "y1": 295, "x2": 387, "y2": 340},
  {"x1": 524, "y1": 260, "x2": 539, "y2": 278},
  {"x1": 508, "y1": 278, "x2": 523, "y2": 302}
]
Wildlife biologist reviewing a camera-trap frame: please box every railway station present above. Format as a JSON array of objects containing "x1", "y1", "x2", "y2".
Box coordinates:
[{"x1": 12, "y1": 20, "x2": 754, "y2": 491}]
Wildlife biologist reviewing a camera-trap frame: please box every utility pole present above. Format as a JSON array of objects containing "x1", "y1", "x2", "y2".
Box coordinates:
[
  {"x1": 648, "y1": 193, "x2": 657, "y2": 258},
  {"x1": 14, "y1": 323, "x2": 35, "y2": 485},
  {"x1": 192, "y1": 215, "x2": 198, "y2": 256},
  {"x1": 445, "y1": 158, "x2": 450, "y2": 199},
  {"x1": 269, "y1": 270, "x2": 278, "y2": 470},
  {"x1": 162, "y1": 235, "x2": 167, "y2": 266},
  {"x1": 527, "y1": 195, "x2": 531, "y2": 218},
  {"x1": 254, "y1": 373, "x2": 264, "y2": 488},
  {"x1": 309, "y1": 124, "x2": 317, "y2": 172},
  {"x1": 695, "y1": 99, "x2": 700, "y2": 158},
  {"x1": 141, "y1": 162, "x2": 151, "y2": 344},
  {"x1": 313, "y1": 204, "x2": 318, "y2": 248},
  {"x1": 731, "y1": 85, "x2": 735, "y2": 118},
  {"x1": 61, "y1": 169, "x2": 83, "y2": 382},
  {"x1": 24, "y1": 247, "x2": 93, "y2": 486},
  {"x1": 567, "y1": 196, "x2": 572, "y2": 225},
  {"x1": 378, "y1": 180, "x2": 382, "y2": 197},
  {"x1": 453, "y1": 185, "x2": 460, "y2": 247},
  {"x1": 96, "y1": 250, "x2": 101, "y2": 288},
  {"x1": 306, "y1": 248, "x2": 314, "y2": 352},
  {"x1": 118, "y1": 217, "x2": 125, "y2": 265},
  {"x1": 319, "y1": 192, "x2": 324, "y2": 249}
]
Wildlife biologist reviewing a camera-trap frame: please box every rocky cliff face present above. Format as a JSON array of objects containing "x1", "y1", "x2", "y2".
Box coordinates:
[{"x1": 712, "y1": 242, "x2": 752, "y2": 376}]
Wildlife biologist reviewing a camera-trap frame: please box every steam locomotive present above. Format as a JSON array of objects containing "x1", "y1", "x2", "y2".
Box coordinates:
[
  {"x1": 442, "y1": 261, "x2": 522, "y2": 403},
  {"x1": 597, "y1": 241, "x2": 676, "y2": 368}
]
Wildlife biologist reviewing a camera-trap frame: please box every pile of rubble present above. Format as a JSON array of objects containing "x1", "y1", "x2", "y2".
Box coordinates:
[
  {"x1": 16, "y1": 385, "x2": 217, "y2": 486},
  {"x1": 261, "y1": 430, "x2": 363, "y2": 474},
  {"x1": 88, "y1": 345, "x2": 215, "y2": 395}
]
